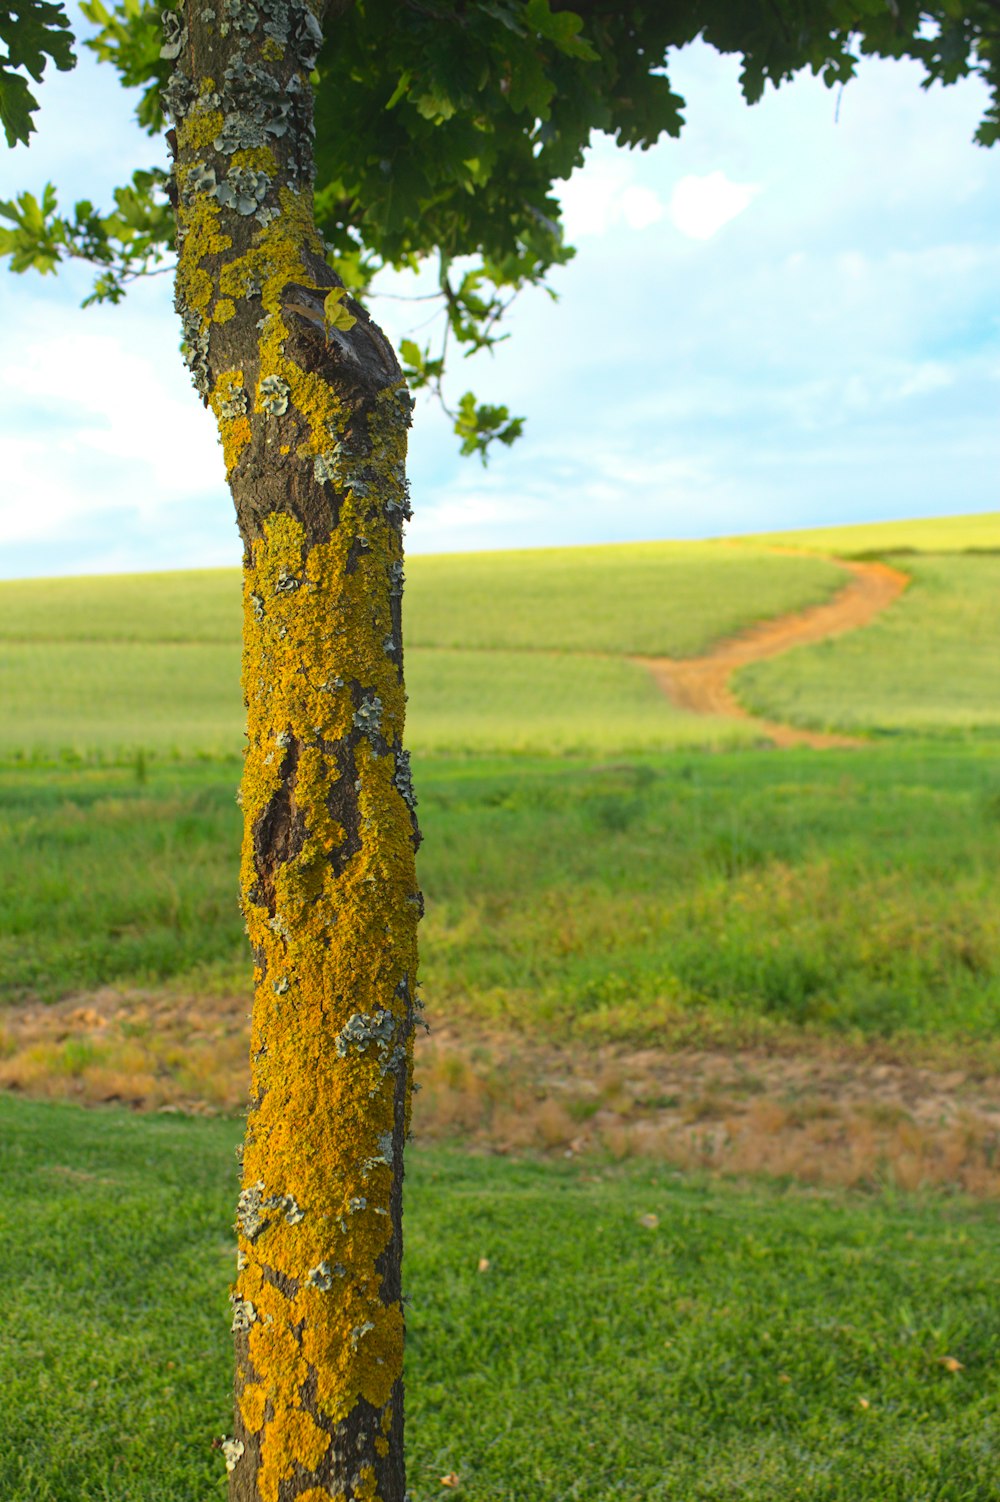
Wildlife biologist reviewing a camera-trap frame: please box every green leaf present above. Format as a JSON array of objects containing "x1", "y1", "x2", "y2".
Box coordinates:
[
  {"x1": 507, "y1": 48, "x2": 554, "y2": 117},
  {"x1": 385, "y1": 70, "x2": 411, "y2": 109},
  {"x1": 0, "y1": 0, "x2": 75, "y2": 143},
  {"x1": 453, "y1": 390, "x2": 524, "y2": 462},
  {"x1": 523, "y1": 0, "x2": 598, "y2": 61},
  {"x1": 399, "y1": 338, "x2": 424, "y2": 372},
  {"x1": 2, "y1": 0, "x2": 75, "y2": 80},
  {"x1": 0, "y1": 68, "x2": 38, "y2": 147},
  {"x1": 323, "y1": 286, "x2": 357, "y2": 331},
  {"x1": 414, "y1": 88, "x2": 457, "y2": 123}
]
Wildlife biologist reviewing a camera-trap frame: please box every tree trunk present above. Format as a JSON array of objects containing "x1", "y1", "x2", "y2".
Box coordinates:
[{"x1": 164, "y1": 5, "x2": 421, "y2": 1498}]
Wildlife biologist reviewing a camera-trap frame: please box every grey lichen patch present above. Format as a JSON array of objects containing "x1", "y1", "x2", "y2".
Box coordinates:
[
  {"x1": 267, "y1": 910, "x2": 291, "y2": 939},
  {"x1": 307, "y1": 1260, "x2": 345, "y2": 1291},
  {"x1": 161, "y1": 67, "x2": 196, "y2": 123},
  {"x1": 271, "y1": 1191, "x2": 305, "y2": 1225},
  {"x1": 362, "y1": 1129, "x2": 395, "y2": 1174},
  {"x1": 335, "y1": 1008, "x2": 405, "y2": 1086},
  {"x1": 313, "y1": 448, "x2": 342, "y2": 484},
  {"x1": 258, "y1": 373, "x2": 290, "y2": 415},
  {"x1": 272, "y1": 974, "x2": 290, "y2": 994},
  {"x1": 236, "y1": 1180, "x2": 267, "y2": 1240},
  {"x1": 221, "y1": 1437, "x2": 245, "y2": 1473},
  {"x1": 335, "y1": 1009, "x2": 395, "y2": 1059},
  {"x1": 236, "y1": 1180, "x2": 305, "y2": 1241},
  {"x1": 348, "y1": 1196, "x2": 367, "y2": 1213},
  {"x1": 389, "y1": 559, "x2": 404, "y2": 598},
  {"x1": 215, "y1": 111, "x2": 281, "y2": 154},
  {"x1": 230, "y1": 1295, "x2": 258, "y2": 1332},
  {"x1": 184, "y1": 162, "x2": 218, "y2": 200},
  {"x1": 386, "y1": 478, "x2": 413, "y2": 521},
  {"x1": 350, "y1": 1321, "x2": 375, "y2": 1351},
  {"x1": 353, "y1": 694, "x2": 383, "y2": 739},
  {"x1": 159, "y1": 8, "x2": 187, "y2": 59},
  {"x1": 178, "y1": 306, "x2": 211, "y2": 399},
  {"x1": 219, "y1": 381, "x2": 248, "y2": 420},
  {"x1": 215, "y1": 165, "x2": 272, "y2": 215},
  {"x1": 220, "y1": 0, "x2": 261, "y2": 36},
  {"x1": 274, "y1": 569, "x2": 300, "y2": 593},
  {"x1": 393, "y1": 748, "x2": 417, "y2": 810},
  {"x1": 211, "y1": 47, "x2": 296, "y2": 154}
]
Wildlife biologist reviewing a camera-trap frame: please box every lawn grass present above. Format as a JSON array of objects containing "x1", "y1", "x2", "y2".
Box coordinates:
[
  {"x1": 745, "y1": 511, "x2": 1000, "y2": 557},
  {"x1": 2, "y1": 1093, "x2": 998, "y2": 1502},
  {"x1": 5, "y1": 745, "x2": 1000, "y2": 1046},
  {"x1": 735, "y1": 555, "x2": 1000, "y2": 738}
]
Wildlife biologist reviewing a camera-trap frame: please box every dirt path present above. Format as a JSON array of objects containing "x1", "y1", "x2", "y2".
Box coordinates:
[{"x1": 636, "y1": 557, "x2": 909, "y2": 748}]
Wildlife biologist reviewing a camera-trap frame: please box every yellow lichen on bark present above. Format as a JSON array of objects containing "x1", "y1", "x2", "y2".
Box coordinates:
[
  {"x1": 233, "y1": 427, "x2": 414, "y2": 1496},
  {"x1": 237, "y1": 1377, "x2": 268, "y2": 1435},
  {"x1": 354, "y1": 1466, "x2": 380, "y2": 1501},
  {"x1": 172, "y1": 24, "x2": 415, "y2": 1502},
  {"x1": 210, "y1": 370, "x2": 252, "y2": 475}
]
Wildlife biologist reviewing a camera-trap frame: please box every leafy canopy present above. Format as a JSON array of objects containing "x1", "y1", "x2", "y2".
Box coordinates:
[{"x1": 2, "y1": 0, "x2": 999, "y2": 454}]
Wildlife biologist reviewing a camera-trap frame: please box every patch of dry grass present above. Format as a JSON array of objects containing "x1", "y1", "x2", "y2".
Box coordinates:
[{"x1": 3, "y1": 988, "x2": 1000, "y2": 1197}]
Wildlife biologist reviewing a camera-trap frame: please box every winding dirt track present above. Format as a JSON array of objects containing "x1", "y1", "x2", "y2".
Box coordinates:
[{"x1": 635, "y1": 556, "x2": 909, "y2": 748}]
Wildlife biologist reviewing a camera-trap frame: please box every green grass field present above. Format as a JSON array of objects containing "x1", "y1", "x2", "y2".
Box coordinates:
[
  {"x1": 4, "y1": 1094, "x2": 998, "y2": 1502},
  {"x1": 0, "y1": 541, "x2": 843, "y2": 654},
  {"x1": 4, "y1": 747, "x2": 1000, "y2": 1046},
  {"x1": 0, "y1": 642, "x2": 755, "y2": 763},
  {"x1": 403, "y1": 541, "x2": 843, "y2": 655},
  {"x1": 5, "y1": 515, "x2": 1000, "y2": 1497},
  {"x1": 736, "y1": 555, "x2": 1000, "y2": 738}
]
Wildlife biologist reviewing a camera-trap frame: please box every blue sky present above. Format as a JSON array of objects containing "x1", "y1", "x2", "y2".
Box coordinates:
[{"x1": 1, "y1": 25, "x2": 998, "y2": 577}]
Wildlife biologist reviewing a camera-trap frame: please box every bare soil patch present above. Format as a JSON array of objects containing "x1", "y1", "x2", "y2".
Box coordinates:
[
  {"x1": 3, "y1": 988, "x2": 998, "y2": 1196},
  {"x1": 637, "y1": 557, "x2": 909, "y2": 748}
]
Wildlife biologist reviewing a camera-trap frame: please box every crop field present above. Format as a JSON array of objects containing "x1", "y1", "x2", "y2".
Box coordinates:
[
  {"x1": 0, "y1": 540, "x2": 839, "y2": 761},
  {"x1": 0, "y1": 540, "x2": 842, "y2": 653},
  {"x1": 4, "y1": 511, "x2": 1000, "y2": 1498},
  {"x1": 746, "y1": 510, "x2": 1000, "y2": 557},
  {"x1": 736, "y1": 554, "x2": 1000, "y2": 737},
  {"x1": 0, "y1": 640, "x2": 756, "y2": 762}
]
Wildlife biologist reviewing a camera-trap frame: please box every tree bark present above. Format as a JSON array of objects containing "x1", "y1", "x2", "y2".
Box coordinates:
[{"x1": 164, "y1": 4, "x2": 421, "y2": 1498}]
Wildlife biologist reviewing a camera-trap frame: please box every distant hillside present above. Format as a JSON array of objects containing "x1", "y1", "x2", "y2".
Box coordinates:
[{"x1": 741, "y1": 511, "x2": 1000, "y2": 557}]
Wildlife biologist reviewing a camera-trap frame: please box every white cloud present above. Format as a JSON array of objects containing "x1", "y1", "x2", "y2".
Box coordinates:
[
  {"x1": 557, "y1": 145, "x2": 669, "y2": 239},
  {"x1": 668, "y1": 171, "x2": 760, "y2": 240},
  {"x1": 620, "y1": 185, "x2": 667, "y2": 230}
]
